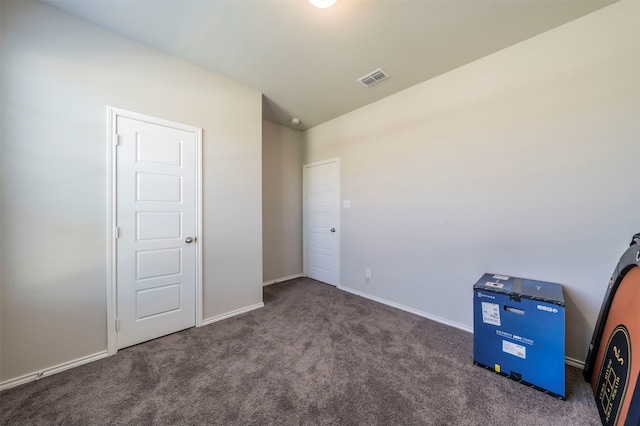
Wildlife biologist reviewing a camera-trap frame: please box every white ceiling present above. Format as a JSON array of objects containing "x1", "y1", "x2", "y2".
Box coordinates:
[{"x1": 43, "y1": 0, "x2": 615, "y2": 130}]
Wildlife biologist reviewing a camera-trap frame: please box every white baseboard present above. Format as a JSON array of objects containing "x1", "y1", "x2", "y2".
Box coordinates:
[
  {"x1": 263, "y1": 273, "x2": 304, "y2": 287},
  {"x1": 565, "y1": 356, "x2": 586, "y2": 369},
  {"x1": 1, "y1": 302, "x2": 265, "y2": 391},
  {"x1": 200, "y1": 302, "x2": 264, "y2": 326},
  {"x1": 337, "y1": 285, "x2": 473, "y2": 333},
  {"x1": 0, "y1": 351, "x2": 110, "y2": 391},
  {"x1": 338, "y1": 285, "x2": 588, "y2": 368},
  {"x1": 0, "y1": 291, "x2": 587, "y2": 392}
]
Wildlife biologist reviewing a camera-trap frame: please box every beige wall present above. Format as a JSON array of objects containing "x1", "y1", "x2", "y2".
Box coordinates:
[
  {"x1": 304, "y1": 1, "x2": 640, "y2": 363},
  {"x1": 262, "y1": 120, "x2": 303, "y2": 283},
  {"x1": 1, "y1": 1, "x2": 263, "y2": 383}
]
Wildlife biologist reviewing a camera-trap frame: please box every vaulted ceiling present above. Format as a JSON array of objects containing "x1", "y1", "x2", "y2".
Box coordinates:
[{"x1": 43, "y1": 0, "x2": 615, "y2": 130}]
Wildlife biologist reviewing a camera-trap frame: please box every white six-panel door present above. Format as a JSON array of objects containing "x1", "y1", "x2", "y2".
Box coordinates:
[
  {"x1": 303, "y1": 159, "x2": 339, "y2": 286},
  {"x1": 114, "y1": 113, "x2": 199, "y2": 349}
]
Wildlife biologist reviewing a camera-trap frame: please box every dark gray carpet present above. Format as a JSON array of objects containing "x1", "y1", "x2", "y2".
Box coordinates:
[{"x1": 1, "y1": 278, "x2": 600, "y2": 425}]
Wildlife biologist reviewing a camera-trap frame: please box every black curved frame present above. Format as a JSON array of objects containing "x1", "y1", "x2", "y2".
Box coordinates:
[{"x1": 583, "y1": 233, "x2": 640, "y2": 382}]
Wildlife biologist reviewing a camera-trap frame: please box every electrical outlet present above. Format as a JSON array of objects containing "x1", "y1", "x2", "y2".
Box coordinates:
[{"x1": 365, "y1": 268, "x2": 371, "y2": 279}]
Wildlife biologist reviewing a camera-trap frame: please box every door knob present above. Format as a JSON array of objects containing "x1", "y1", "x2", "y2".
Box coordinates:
[
  {"x1": 185, "y1": 236, "x2": 195, "y2": 244},
  {"x1": 330, "y1": 228, "x2": 336, "y2": 233}
]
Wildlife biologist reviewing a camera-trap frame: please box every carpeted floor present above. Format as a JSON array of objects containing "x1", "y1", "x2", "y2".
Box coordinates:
[{"x1": 1, "y1": 278, "x2": 600, "y2": 425}]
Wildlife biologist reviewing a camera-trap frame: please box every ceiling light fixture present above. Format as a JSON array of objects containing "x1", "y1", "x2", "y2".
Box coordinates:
[
  {"x1": 309, "y1": 0, "x2": 336, "y2": 8},
  {"x1": 291, "y1": 118, "x2": 301, "y2": 125}
]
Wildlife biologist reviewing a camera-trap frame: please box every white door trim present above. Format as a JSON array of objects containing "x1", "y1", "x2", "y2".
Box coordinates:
[
  {"x1": 302, "y1": 157, "x2": 340, "y2": 286},
  {"x1": 106, "y1": 106, "x2": 203, "y2": 355}
]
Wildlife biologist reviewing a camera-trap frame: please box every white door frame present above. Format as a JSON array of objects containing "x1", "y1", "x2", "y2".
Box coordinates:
[
  {"x1": 303, "y1": 158, "x2": 340, "y2": 286},
  {"x1": 106, "y1": 106, "x2": 203, "y2": 355}
]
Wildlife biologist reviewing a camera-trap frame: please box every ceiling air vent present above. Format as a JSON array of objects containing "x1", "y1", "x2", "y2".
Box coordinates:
[{"x1": 357, "y1": 68, "x2": 390, "y2": 88}]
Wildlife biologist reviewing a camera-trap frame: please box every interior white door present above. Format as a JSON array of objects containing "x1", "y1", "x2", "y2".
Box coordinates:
[
  {"x1": 116, "y1": 116, "x2": 197, "y2": 349},
  {"x1": 304, "y1": 159, "x2": 339, "y2": 286}
]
